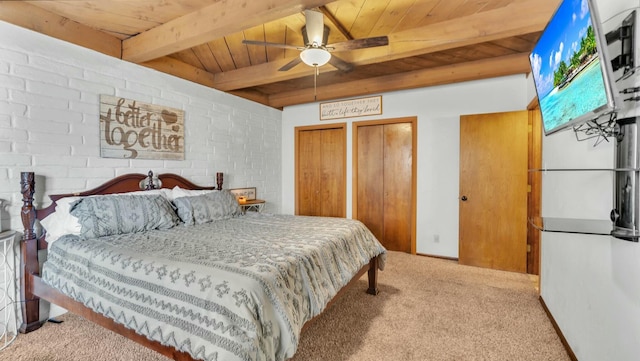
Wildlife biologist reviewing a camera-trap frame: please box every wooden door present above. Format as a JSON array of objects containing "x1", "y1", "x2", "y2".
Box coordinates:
[
  {"x1": 357, "y1": 125, "x2": 385, "y2": 240},
  {"x1": 295, "y1": 124, "x2": 346, "y2": 217},
  {"x1": 383, "y1": 123, "x2": 413, "y2": 252},
  {"x1": 355, "y1": 118, "x2": 415, "y2": 253},
  {"x1": 459, "y1": 111, "x2": 528, "y2": 272}
]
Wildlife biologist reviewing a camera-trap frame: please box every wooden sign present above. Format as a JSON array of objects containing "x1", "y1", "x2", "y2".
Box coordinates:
[
  {"x1": 99, "y1": 95, "x2": 185, "y2": 160},
  {"x1": 320, "y1": 96, "x2": 382, "y2": 120}
]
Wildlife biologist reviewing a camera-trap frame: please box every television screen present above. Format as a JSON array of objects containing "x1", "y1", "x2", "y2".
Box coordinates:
[{"x1": 529, "y1": 0, "x2": 617, "y2": 135}]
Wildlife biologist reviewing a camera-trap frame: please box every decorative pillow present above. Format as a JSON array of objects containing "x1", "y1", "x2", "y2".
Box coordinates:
[
  {"x1": 40, "y1": 189, "x2": 172, "y2": 245},
  {"x1": 173, "y1": 190, "x2": 241, "y2": 225},
  {"x1": 70, "y1": 194, "x2": 179, "y2": 239}
]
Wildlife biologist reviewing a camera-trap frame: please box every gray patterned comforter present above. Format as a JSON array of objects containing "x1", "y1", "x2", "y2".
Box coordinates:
[{"x1": 42, "y1": 213, "x2": 386, "y2": 361}]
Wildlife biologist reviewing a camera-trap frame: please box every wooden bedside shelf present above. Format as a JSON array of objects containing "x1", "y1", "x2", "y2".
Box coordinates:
[{"x1": 239, "y1": 199, "x2": 265, "y2": 213}]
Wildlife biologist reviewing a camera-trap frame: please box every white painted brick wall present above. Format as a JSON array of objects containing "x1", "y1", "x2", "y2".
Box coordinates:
[
  {"x1": 0, "y1": 20, "x2": 282, "y2": 231},
  {"x1": 0, "y1": 21, "x2": 282, "y2": 327}
]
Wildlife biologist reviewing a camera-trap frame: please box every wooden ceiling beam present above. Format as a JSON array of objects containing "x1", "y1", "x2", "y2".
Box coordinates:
[
  {"x1": 122, "y1": 0, "x2": 334, "y2": 63},
  {"x1": 139, "y1": 55, "x2": 284, "y2": 108},
  {"x1": 267, "y1": 52, "x2": 531, "y2": 108},
  {"x1": 372, "y1": 0, "x2": 560, "y2": 61},
  {"x1": 0, "y1": 1, "x2": 121, "y2": 58},
  {"x1": 228, "y1": 90, "x2": 271, "y2": 107},
  {"x1": 212, "y1": 0, "x2": 559, "y2": 91},
  {"x1": 139, "y1": 57, "x2": 271, "y2": 108},
  {"x1": 213, "y1": 57, "x2": 333, "y2": 90},
  {"x1": 140, "y1": 57, "x2": 217, "y2": 88}
]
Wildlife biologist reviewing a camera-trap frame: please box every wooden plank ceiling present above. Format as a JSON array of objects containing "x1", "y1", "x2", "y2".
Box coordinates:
[{"x1": 0, "y1": 0, "x2": 561, "y2": 109}]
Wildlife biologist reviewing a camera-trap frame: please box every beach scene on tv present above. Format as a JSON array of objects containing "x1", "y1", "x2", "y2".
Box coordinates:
[{"x1": 530, "y1": 0, "x2": 608, "y2": 133}]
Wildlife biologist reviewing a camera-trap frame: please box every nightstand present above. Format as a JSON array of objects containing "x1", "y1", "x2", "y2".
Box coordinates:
[
  {"x1": 239, "y1": 199, "x2": 265, "y2": 213},
  {"x1": 0, "y1": 230, "x2": 17, "y2": 350}
]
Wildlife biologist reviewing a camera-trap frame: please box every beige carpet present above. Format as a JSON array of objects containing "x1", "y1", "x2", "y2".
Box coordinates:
[{"x1": 2, "y1": 252, "x2": 570, "y2": 361}]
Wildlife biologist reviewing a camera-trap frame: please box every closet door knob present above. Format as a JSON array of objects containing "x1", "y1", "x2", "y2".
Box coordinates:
[{"x1": 461, "y1": 196, "x2": 468, "y2": 201}]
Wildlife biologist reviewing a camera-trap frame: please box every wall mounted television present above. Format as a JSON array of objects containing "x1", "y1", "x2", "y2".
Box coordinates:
[{"x1": 529, "y1": 0, "x2": 618, "y2": 135}]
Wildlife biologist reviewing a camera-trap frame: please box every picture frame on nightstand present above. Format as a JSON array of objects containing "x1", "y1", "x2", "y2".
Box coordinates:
[{"x1": 229, "y1": 187, "x2": 256, "y2": 200}]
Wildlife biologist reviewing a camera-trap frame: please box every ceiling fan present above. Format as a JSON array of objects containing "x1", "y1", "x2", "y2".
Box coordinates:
[{"x1": 242, "y1": 9, "x2": 389, "y2": 72}]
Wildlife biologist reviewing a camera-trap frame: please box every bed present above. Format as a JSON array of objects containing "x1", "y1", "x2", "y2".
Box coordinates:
[{"x1": 18, "y1": 171, "x2": 386, "y2": 361}]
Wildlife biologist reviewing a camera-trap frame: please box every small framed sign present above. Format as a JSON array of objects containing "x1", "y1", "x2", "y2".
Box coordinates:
[
  {"x1": 229, "y1": 187, "x2": 257, "y2": 200},
  {"x1": 320, "y1": 95, "x2": 382, "y2": 120}
]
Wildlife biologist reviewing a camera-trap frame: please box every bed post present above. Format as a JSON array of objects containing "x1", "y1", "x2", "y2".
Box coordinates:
[
  {"x1": 366, "y1": 256, "x2": 379, "y2": 295},
  {"x1": 19, "y1": 171, "x2": 42, "y2": 333}
]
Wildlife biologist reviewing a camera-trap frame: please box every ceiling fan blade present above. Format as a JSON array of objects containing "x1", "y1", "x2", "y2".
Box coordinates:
[
  {"x1": 327, "y1": 36, "x2": 389, "y2": 52},
  {"x1": 278, "y1": 57, "x2": 302, "y2": 71},
  {"x1": 304, "y1": 9, "x2": 325, "y2": 45},
  {"x1": 328, "y1": 55, "x2": 354, "y2": 72},
  {"x1": 242, "y1": 39, "x2": 301, "y2": 50}
]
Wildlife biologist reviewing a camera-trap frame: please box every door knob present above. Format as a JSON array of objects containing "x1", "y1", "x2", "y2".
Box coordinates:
[
  {"x1": 461, "y1": 196, "x2": 468, "y2": 201},
  {"x1": 610, "y1": 209, "x2": 619, "y2": 222}
]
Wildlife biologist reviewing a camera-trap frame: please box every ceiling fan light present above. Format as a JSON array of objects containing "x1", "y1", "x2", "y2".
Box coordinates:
[{"x1": 300, "y1": 48, "x2": 331, "y2": 67}]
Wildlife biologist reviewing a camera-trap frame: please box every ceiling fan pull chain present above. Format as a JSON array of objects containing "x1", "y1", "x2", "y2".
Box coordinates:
[{"x1": 314, "y1": 66, "x2": 318, "y2": 101}]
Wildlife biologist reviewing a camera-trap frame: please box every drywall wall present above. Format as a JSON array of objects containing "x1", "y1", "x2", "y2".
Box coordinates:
[{"x1": 281, "y1": 75, "x2": 529, "y2": 258}]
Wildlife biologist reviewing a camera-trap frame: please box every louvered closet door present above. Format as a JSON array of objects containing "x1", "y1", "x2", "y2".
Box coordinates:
[{"x1": 356, "y1": 122, "x2": 413, "y2": 253}]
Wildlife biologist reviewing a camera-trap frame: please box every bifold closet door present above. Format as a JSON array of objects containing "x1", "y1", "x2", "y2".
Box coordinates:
[
  {"x1": 357, "y1": 122, "x2": 412, "y2": 252},
  {"x1": 357, "y1": 125, "x2": 385, "y2": 241},
  {"x1": 296, "y1": 125, "x2": 346, "y2": 217}
]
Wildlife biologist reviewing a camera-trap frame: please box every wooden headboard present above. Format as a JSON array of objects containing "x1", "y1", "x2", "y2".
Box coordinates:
[{"x1": 33, "y1": 171, "x2": 220, "y2": 220}]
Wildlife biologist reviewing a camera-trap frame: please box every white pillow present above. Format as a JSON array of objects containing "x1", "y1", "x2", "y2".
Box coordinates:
[
  {"x1": 40, "y1": 196, "x2": 82, "y2": 247},
  {"x1": 171, "y1": 186, "x2": 217, "y2": 199},
  {"x1": 40, "y1": 189, "x2": 172, "y2": 247}
]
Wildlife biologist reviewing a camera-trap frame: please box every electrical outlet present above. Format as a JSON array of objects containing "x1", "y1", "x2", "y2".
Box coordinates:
[{"x1": 433, "y1": 234, "x2": 440, "y2": 243}]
